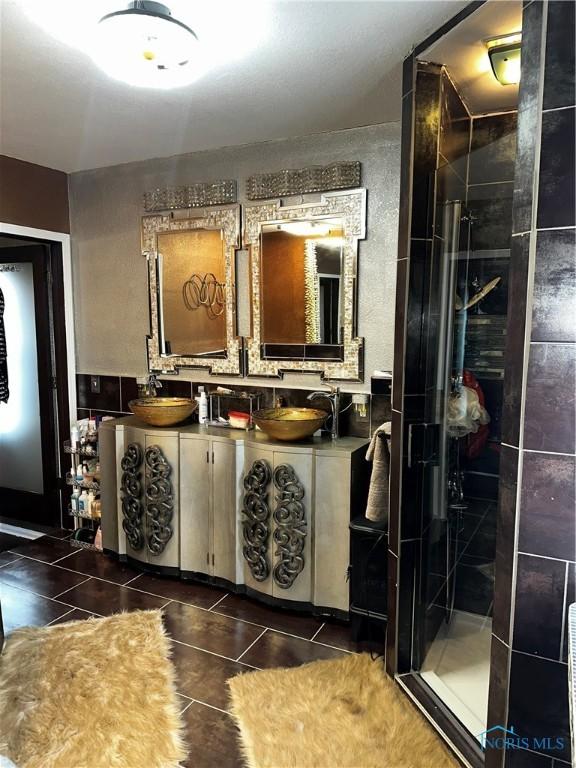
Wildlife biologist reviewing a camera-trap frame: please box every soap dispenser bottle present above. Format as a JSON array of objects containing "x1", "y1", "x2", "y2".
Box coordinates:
[{"x1": 197, "y1": 387, "x2": 208, "y2": 425}]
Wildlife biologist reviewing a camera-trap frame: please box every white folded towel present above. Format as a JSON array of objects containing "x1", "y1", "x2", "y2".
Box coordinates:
[{"x1": 365, "y1": 421, "x2": 391, "y2": 523}]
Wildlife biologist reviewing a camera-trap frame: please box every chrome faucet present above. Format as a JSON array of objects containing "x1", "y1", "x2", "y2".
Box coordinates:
[
  {"x1": 307, "y1": 386, "x2": 340, "y2": 440},
  {"x1": 145, "y1": 373, "x2": 163, "y2": 397}
]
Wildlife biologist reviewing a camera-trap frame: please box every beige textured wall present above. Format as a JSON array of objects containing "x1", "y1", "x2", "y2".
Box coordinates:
[{"x1": 69, "y1": 123, "x2": 400, "y2": 392}]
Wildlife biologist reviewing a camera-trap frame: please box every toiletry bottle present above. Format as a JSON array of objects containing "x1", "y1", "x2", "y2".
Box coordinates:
[
  {"x1": 76, "y1": 462, "x2": 84, "y2": 483},
  {"x1": 78, "y1": 489, "x2": 89, "y2": 513},
  {"x1": 87, "y1": 490, "x2": 96, "y2": 518},
  {"x1": 70, "y1": 425, "x2": 79, "y2": 449},
  {"x1": 197, "y1": 386, "x2": 208, "y2": 425},
  {"x1": 71, "y1": 489, "x2": 80, "y2": 513}
]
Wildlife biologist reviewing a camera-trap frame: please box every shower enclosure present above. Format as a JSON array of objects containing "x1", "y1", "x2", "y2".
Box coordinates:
[{"x1": 396, "y1": 56, "x2": 518, "y2": 743}]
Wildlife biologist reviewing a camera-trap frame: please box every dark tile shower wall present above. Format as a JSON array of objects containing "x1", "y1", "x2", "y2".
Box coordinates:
[
  {"x1": 485, "y1": 2, "x2": 576, "y2": 767},
  {"x1": 76, "y1": 374, "x2": 390, "y2": 439}
]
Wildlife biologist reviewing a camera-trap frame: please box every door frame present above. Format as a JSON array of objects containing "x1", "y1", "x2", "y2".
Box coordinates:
[{"x1": 0, "y1": 222, "x2": 76, "y2": 526}]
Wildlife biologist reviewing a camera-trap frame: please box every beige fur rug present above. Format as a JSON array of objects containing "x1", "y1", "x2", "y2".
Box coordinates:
[
  {"x1": 0, "y1": 610, "x2": 187, "y2": 768},
  {"x1": 228, "y1": 653, "x2": 459, "y2": 768}
]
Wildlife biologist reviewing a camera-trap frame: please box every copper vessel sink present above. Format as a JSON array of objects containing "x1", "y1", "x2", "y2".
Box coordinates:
[
  {"x1": 129, "y1": 397, "x2": 198, "y2": 427},
  {"x1": 253, "y1": 407, "x2": 328, "y2": 441}
]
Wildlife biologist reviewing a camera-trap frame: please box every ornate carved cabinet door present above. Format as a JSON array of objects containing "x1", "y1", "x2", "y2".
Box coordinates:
[
  {"x1": 271, "y1": 449, "x2": 314, "y2": 604},
  {"x1": 241, "y1": 445, "x2": 274, "y2": 597},
  {"x1": 211, "y1": 439, "x2": 238, "y2": 583},
  {"x1": 117, "y1": 425, "x2": 147, "y2": 563},
  {"x1": 143, "y1": 432, "x2": 179, "y2": 568},
  {"x1": 179, "y1": 435, "x2": 211, "y2": 574}
]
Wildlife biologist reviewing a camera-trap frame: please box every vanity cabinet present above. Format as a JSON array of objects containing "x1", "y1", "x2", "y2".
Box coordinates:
[{"x1": 101, "y1": 417, "x2": 368, "y2": 618}]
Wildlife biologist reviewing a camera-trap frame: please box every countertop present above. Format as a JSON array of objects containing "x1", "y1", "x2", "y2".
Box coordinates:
[{"x1": 100, "y1": 415, "x2": 369, "y2": 455}]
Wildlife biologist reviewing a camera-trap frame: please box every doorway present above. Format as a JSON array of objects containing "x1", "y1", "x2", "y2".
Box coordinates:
[{"x1": 0, "y1": 235, "x2": 71, "y2": 529}]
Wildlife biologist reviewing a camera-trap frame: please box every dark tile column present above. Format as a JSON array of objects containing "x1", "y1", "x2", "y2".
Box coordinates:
[
  {"x1": 388, "y1": 58, "x2": 444, "y2": 676},
  {"x1": 487, "y1": 2, "x2": 576, "y2": 766}
]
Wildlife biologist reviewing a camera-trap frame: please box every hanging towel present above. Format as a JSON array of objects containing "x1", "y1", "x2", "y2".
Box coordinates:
[
  {"x1": 0, "y1": 286, "x2": 8, "y2": 404},
  {"x1": 365, "y1": 421, "x2": 391, "y2": 523}
]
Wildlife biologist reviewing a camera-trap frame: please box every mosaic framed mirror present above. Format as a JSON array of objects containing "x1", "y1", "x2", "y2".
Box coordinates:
[
  {"x1": 243, "y1": 189, "x2": 366, "y2": 380},
  {"x1": 142, "y1": 205, "x2": 242, "y2": 375}
]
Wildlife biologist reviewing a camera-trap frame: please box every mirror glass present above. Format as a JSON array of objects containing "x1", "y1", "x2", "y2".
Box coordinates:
[
  {"x1": 157, "y1": 229, "x2": 227, "y2": 357},
  {"x1": 260, "y1": 218, "x2": 344, "y2": 346}
]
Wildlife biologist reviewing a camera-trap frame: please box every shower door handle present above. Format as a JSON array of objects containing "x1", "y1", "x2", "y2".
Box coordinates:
[{"x1": 407, "y1": 423, "x2": 440, "y2": 468}]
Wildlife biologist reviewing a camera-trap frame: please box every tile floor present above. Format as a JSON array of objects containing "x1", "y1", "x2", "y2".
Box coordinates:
[{"x1": 0, "y1": 531, "x2": 361, "y2": 767}]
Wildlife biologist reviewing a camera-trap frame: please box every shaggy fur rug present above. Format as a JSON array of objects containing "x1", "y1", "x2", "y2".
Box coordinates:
[
  {"x1": 0, "y1": 610, "x2": 187, "y2": 768},
  {"x1": 228, "y1": 652, "x2": 459, "y2": 768}
]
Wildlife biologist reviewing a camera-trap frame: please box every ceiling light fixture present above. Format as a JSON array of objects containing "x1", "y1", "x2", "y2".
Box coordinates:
[
  {"x1": 93, "y1": 1, "x2": 198, "y2": 88},
  {"x1": 485, "y1": 32, "x2": 522, "y2": 86}
]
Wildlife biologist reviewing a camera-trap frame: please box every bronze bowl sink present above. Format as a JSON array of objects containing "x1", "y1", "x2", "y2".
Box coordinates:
[
  {"x1": 252, "y1": 407, "x2": 328, "y2": 442},
  {"x1": 129, "y1": 397, "x2": 198, "y2": 427}
]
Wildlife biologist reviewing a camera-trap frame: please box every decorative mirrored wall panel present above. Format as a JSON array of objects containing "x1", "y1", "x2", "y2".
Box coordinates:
[
  {"x1": 158, "y1": 230, "x2": 226, "y2": 357},
  {"x1": 260, "y1": 220, "x2": 344, "y2": 347},
  {"x1": 244, "y1": 189, "x2": 366, "y2": 380},
  {"x1": 142, "y1": 205, "x2": 242, "y2": 376}
]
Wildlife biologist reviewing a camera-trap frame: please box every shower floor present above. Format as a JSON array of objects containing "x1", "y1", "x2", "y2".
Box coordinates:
[{"x1": 421, "y1": 610, "x2": 492, "y2": 740}]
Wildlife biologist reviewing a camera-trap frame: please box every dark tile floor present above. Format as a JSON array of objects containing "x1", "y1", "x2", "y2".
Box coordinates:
[{"x1": 0, "y1": 533, "x2": 359, "y2": 767}]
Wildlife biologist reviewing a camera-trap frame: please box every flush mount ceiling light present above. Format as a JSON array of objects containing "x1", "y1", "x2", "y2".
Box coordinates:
[
  {"x1": 93, "y1": 1, "x2": 198, "y2": 88},
  {"x1": 22, "y1": 0, "x2": 268, "y2": 90},
  {"x1": 485, "y1": 32, "x2": 522, "y2": 86}
]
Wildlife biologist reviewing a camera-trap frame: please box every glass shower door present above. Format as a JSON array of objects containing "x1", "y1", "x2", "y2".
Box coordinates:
[{"x1": 414, "y1": 200, "x2": 497, "y2": 738}]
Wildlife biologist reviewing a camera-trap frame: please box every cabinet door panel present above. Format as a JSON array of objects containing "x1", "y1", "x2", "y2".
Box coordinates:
[
  {"x1": 117, "y1": 425, "x2": 148, "y2": 564},
  {"x1": 271, "y1": 450, "x2": 314, "y2": 604},
  {"x1": 180, "y1": 437, "x2": 211, "y2": 575},
  {"x1": 211, "y1": 440, "x2": 237, "y2": 583},
  {"x1": 241, "y1": 445, "x2": 274, "y2": 596},
  {"x1": 99, "y1": 423, "x2": 118, "y2": 554},
  {"x1": 314, "y1": 455, "x2": 350, "y2": 612},
  {"x1": 144, "y1": 433, "x2": 179, "y2": 568}
]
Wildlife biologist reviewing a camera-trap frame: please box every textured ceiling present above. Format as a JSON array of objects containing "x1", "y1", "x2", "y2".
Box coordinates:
[
  {"x1": 420, "y1": 0, "x2": 522, "y2": 114},
  {"x1": 0, "y1": 0, "x2": 469, "y2": 172}
]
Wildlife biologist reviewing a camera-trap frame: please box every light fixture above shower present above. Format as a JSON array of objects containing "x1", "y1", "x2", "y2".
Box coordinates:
[{"x1": 485, "y1": 32, "x2": 522, "y2": 86}]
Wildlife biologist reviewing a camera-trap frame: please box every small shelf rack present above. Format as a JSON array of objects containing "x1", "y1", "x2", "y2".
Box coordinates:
[
  {"x1": 65, "y1": 432, "x2": 102, "y2": 552},
  {"x1": 207, "y1": 390, "x2": 262, "y2": 428}
]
